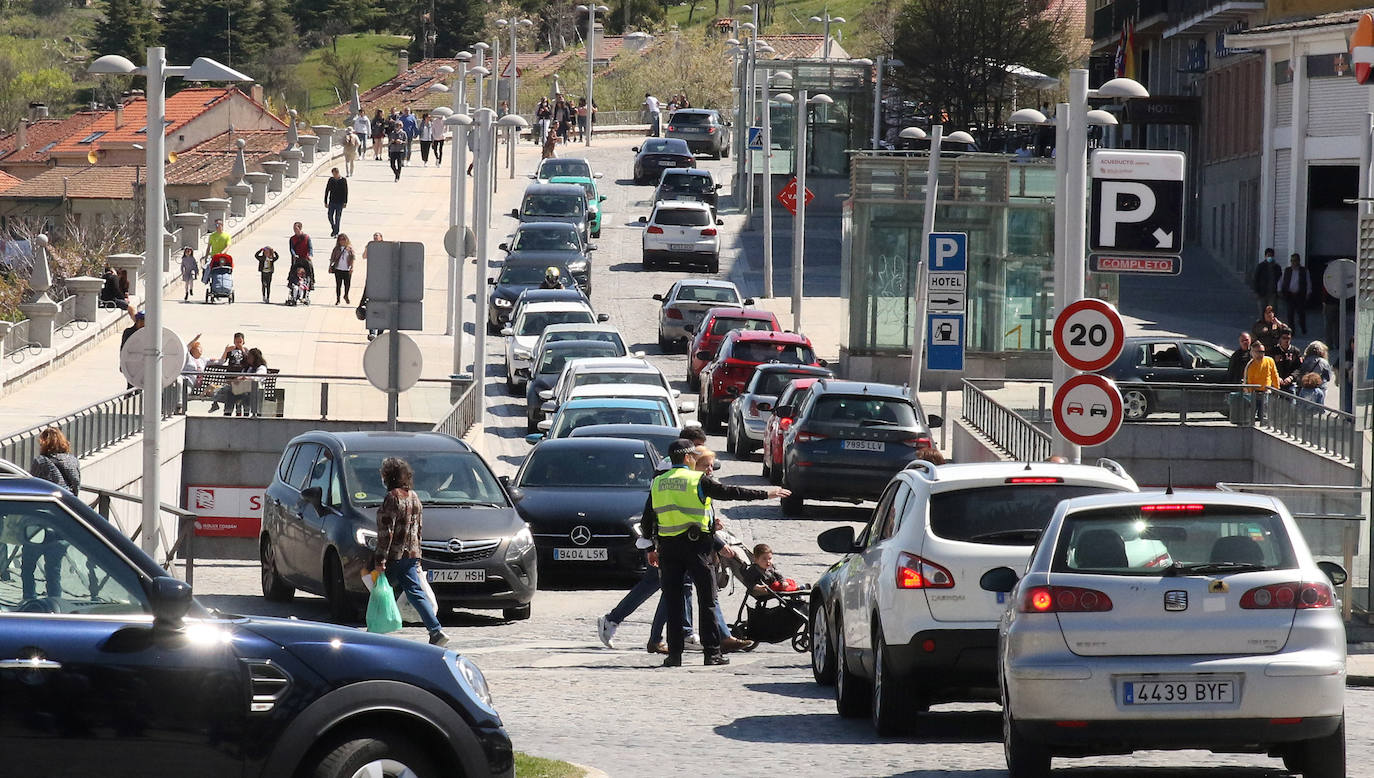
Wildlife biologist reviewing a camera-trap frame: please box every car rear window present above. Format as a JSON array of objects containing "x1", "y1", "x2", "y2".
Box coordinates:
[
  {"x1": 809, "y1": 395, "x2": 916, "y2": 426},
  {"x1": 754, "y1": 370, "x2": 819, "y2": 395},
  {"x1": 1054, "y1": 506, "x2": 1297, "y2": 574},
  {"x1": 643, "y1": 139, "x2": 688, "y2": 154},
  {"x1": 545, "y1": 330, "x2": 625, "y2": 350},
  {"x1": 522, "y1": 194, "x2": 585, "y2": 218},
  {"x1": 654, "y1": 209, "x2": 710, "y2": 226},
  {"x1": 540, "y1": 159, "x2": 591, "y2": 178},
  {"x1": 732, "y1": 341, "x2": 814, "y2": 364},
  {"x1": 678, "y1": 285, "x2": 739, "y2": 303},
  {"x1": 553, "y1": 406, "x2": 671, "y2": 435},
  {"x1": 511, "y1": 228, "x2": 580, "y2": 251},
  {"x1": 574, "y1": 371, "x2": 663, "y2": 388},
  {"x1": 711, "y1": 316, "x2": 775, "y2": 335},
  {"x1": 539, "y1": 344, "x2": 619, "y2": 374},
  {"x1": 671, "y1": 113, "x2": 711, "y2": 125},
  {"x1": 929, "y1": 485, "x2": 1121, "y2": 545},
  {"x1": 662, "y1": 175, "x2": 714, "y2": 193}
]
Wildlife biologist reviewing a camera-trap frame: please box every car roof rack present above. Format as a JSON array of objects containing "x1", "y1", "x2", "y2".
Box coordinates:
[
  {"x1": 904, "y1": 459, "x2": 939, "y2": 481},
  {"x1": 1096, "y1": 457, "x2": 1134, "y2": 484}
]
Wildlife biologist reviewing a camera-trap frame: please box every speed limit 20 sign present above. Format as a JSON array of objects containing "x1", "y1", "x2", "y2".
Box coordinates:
[{"x1": 1052, "y1": 299, "x2": 1125, "y2": 372}]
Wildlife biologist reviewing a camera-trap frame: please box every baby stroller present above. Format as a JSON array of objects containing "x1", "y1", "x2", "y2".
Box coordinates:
[
  {"x1": 204, "y1": 253, "x2": 234, "y2": 303},
  {"x1": 716, "y1": 531, "x2": 810, "y2": 653},
  {"x1": 286, "y1": 258, "x2": 314, "y2": 306}
]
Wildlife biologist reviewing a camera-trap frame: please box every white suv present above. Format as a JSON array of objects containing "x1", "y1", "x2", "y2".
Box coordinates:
[
  {"x1": 809, "y1": 459, "x2": 1137, "y2": 735},
  {"x1": 639, "y1": 201, "x2": 722, "y2": 272},
  {"x1": 501, "y1": 301, "x2": 600, "y2": 390}
]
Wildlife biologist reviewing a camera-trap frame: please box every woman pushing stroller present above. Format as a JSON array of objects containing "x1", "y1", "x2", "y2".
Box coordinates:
[{"x1": 286, "y1": 254, "x2": 315, "y2": 306}]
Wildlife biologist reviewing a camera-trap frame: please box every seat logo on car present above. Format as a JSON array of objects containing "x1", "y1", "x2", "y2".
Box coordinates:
[
  {"x1": 570, "y1": 525, "x2": 592, "y2": 546},
  {"x1": 1164, "y1": 590, "x2": 1188, "y2": 611},
  {"x1": 447, "y1": 538, "x2": 465, "y2": 553}
]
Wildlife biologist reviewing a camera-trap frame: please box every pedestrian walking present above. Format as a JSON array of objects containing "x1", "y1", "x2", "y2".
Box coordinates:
[
  {"x1": 370, "y1": 110, "x2": 387, "y2": 160},
  {"x1": 400, "y1": 108, "x2": 419, "y2": 162},
  {"x1": 553, "y1": 95, "x2": 571, "y2": 143},
  {"x1": 388, "y1": 124, "x2": 408, "y2": 181},
  {"x1": 1272, "y1": 330, "x2": 1302, "y2": 393},
  {"x1": 1227, "y1": 332, "x2": 1252, "y2": 382},
  {"x1": 1244, "y1": 341, "x2": 1281, "y2": 421},
  {"x1": 576, "y1": 98, "x2": 589, "y2": 142},
  {"x1": 643, "y1": 439, "x2": 789, "y2": 667},
  {"x1": 329, "y1": 233, "x2": 356, "y2": 305},
  {"x1": 324, "y1": 168, "x2": 348, "y2": 237},
  {"x1": 341, "y1": 128, "x2": 359, "y2": 176},
  {"x1": 205, "y1": 218, "x2": 231, "y2": 260},
  {"x1": 1254, "y1": 248, "x2": 1281, "y2": 315},
  {"x1": 373, "y1": 457, "x2": 450, "y2": 646},
  {"x1": 1297, "y1": 341, "x2": 1333, "y2": 405},
  {"x1": 419, "y1": 111, "x2": 434, "y2": 164},
  {"x1": 1251, "y1": 305, "x2": 1290, "y2": 355},
  {"x1": 255, "y1": 245, "x2": 279, "y2": 303},
  {"x1": 535, "y1": 97, "x2": 552, "y2": 145},
  {"x1": 644, "y1": 93, "x2": 661, "y2": 137},
  {"x1": 288, "y1": 222, "x2": 313, "y2": 264},
  {"x1": 1279, "y1": 253, "x2": 1309, "y2": 335},
  {"x1": 352, "y1": 112, "x2": 370, "y2": 148},
  {"x1": 179, "y1": 246, "x2": 199, "y2": 300},
  {"x1": 430, "y1": 113, "x2": 446, "y2": 165}
]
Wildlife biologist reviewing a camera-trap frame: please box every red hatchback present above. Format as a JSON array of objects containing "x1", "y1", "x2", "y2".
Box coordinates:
[
  {"x1": 696, "y1": 330, "x2": 822, "y2": 429},
  {"x1": 685, "y1": 307, "x2": 780, "y2": 390},
  {"x1": 760, "y1": 377, "x2": 822, "y2": 483}
]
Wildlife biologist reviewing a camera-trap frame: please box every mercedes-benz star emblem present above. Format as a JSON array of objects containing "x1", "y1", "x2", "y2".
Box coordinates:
[
  {"x1": 446, "y1": 538, "x2": 465, "y2": 553},
  {"x1": 570, "y1": 525, "x2": 592, "y2": 546}
]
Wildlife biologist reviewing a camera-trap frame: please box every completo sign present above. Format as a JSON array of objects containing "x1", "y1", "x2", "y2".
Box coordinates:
[
  {"x1": 1088, "y1": 254, "x2": 1182, "y2": 275},
  {"x1": 187, "y1": 484, "x2": 265, "y2": 537}
]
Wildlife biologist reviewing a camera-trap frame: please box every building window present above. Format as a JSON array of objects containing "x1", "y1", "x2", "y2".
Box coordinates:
[
  {"x1": 78, "y1": 131, "x2": 106, "y2": 144},
  {"x1": 1274, "y1": 60, "x2": 1293, "y2": 85}
]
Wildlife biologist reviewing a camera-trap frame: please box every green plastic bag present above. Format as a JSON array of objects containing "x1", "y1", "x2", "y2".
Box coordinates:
[{"x1": 366, "y1": 571, "x2": 403, "y2": 634}]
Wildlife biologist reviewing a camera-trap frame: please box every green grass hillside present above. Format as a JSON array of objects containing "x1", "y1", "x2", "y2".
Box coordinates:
[
  {"x1": 295, "y1": 33, "x2": 410, "y2": 112},
  {"x1": 662, "y1": 0, "x2": 892, "y2": 57}
]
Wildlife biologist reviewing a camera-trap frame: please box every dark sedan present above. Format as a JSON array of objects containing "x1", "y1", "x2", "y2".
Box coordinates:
[
  {"x1": 632, "y1": 138, "x2": 696, "y2": 184},
  {"x1": 508, "y1": 437, "x2": 661, "y2": 577},
  {"x1": 522, "y1": 339, "x2": 624, "y2": 432},
  {"x1": 569, "y1": 422, "x2": 682, "y2": 460},
  {"x1": 664, "y1": 108, "x2": 731, "y2": 159},
  {"x1": 486, "y1": 259, "x2": 578, "y2": 333},
  {"x1": 498, "y1": 221, "x2": 596, "y2": 293},
  {"x1": 1097, "y1": 336, "x2": 1233, "y2": 419}
]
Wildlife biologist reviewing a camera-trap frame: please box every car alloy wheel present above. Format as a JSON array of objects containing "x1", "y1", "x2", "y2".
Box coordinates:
[
  {"x1": 1002, "y1": 684, "x2": 1051, "y2": 778},
  {"x1": 726, "y1": 417, "x2": 739, "y2": 454},
  {"x1": 315, "y1": 734, "x2": 438, "y2": 778},
  {"x1": 833, "y1": 613, "x2": 870, "y2": 717},
  {"x1": 1122, "y1": 389, "x2": 1150, "y2": 420},
  {"x1": 871, "y1": 622, "x2": 909, "y2": 736},
  {"x1": 260, "y1": 535, "x2": 295, "y2": 602},
  {"x1": 325, "y1": 552, "x2": 355, "y2": 623},
  {"x1": 810, "y1": 601, "x2": 836, "y2": 685}
]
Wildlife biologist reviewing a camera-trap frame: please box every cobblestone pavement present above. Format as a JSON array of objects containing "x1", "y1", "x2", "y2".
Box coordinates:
[{"x1": 193, "y1": 139, "x2": 1374, "y2": 777}]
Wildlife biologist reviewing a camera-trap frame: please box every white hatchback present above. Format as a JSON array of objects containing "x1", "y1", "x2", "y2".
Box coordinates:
[
  {"x1": 990, "y1": 491, "x2": 1347, "y2": 778},
  {"x1": 501, "y1": 301, "x2": 600, "y2": 390},
  {"x1": 639, "y1": 201, "x2": 722, "y2": 272}
]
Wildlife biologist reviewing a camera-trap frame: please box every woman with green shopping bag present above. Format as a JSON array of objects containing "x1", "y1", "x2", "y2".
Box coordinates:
[{"x1": 371, "y1": 457, "x2": 450, "y2": 645}]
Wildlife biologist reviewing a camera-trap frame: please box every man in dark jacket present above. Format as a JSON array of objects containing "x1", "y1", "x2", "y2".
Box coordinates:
[
  {"x1": 1271, "y1": 330, "x2": 1303, "y2": 392},
  {"x1": 324, "y1": 168, "x2": 348, "y2": 237},
  {"x1": 1227, "y1": 332, "x2": 1252, "y2": 382},
  {"x1": 1279, "y1": 253, "x2": 1309, "y2": 335},
  {"x1": 1254, "y1": 248, "x2": 1281, "y2": 314}
]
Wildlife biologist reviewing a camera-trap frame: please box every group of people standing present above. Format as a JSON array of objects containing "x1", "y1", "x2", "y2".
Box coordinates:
[
  {"x1": 534, "y1": 95, "x2": 594, "y2": 149},
  {"x1": 353, "y1": 108, "x2": 447, "y2": 182},
  {"x1": 1230, "y1": 303, "x2": 1342, "y2": 421}
]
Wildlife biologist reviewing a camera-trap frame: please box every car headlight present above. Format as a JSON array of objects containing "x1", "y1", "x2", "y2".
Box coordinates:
[
  {"x1": 505, "y1": 525, "x2": 533, "y2": 561},
  {"x1": 493, "y1": 297, "x2": 513, "y2": 308},
  {"x1": 566, "y1": 260, "x2": 588, "y2": 273},
  {"x1": 355, "y1": 527, "x2": 377, "y2": 550},
  {"x1": 513, "y1": 348, "x2": 531, "y2": 359},
  {"x1": 446, "y1": 650, "x2": 497, "y2": 714}
]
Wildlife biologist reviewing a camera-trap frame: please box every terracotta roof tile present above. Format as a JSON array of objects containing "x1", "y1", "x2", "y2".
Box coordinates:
[
  {"x1": 0, "y1": 170, "x2": 21, "y2": 193},
  {"x1": 0, "y1": 166, "x2": 142, "y2": 200},
  {"x1": 164, "y1": 128, "x2": 287, "y2": 185},
  {"x1": 1235, "y1": 7, "x2": 1374, "y2": 35},
  {"x1": 0, "y1": 111, "x2": 104, "y2": 167},
  {"x1": 48, "y1": 87, "x2": 282, "y2": 157},
  {"x1": 756, "y1": 34, "x2": 832, "y2": 60}
]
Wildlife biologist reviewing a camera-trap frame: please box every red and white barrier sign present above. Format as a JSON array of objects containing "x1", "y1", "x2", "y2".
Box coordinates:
[{"x1": 187, "y1": 484, "x2": 265, "y2": 537}]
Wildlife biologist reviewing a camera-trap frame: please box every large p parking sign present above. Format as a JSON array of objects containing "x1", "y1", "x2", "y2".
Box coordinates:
[{"x1": 1089, "y1": 150, "x2": 1185, "y2": 257}]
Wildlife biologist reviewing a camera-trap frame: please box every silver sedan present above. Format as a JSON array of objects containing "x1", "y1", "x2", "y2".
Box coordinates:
[
  {"x1": 652, "y1": 278, "x2": 751, "y2": 350},
  {"x1": 987, "y1": 491, "x2": 1348, "y2": 778}
]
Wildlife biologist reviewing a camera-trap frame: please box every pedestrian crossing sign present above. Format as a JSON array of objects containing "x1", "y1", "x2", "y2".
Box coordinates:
[{"x1": 747, "y1": 127, "x2": 764, "y2": 151}]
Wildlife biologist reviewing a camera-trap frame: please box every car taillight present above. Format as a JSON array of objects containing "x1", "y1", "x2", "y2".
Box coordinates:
[
  {"x1": 895, "y1": 553, "x2": 954, "y2": 589},
  {"x1": 665, "y1": 308, "x2": 683, "y2": 319},
  {"x1": 701, "y1": 228, "x2": 717, "y2": 236},
  {"x1": 900, "y1": 435, "x2": 932, "y2": 449},
  {"x1": 779, "y1": 417, "x2": 794, "y2": 430},
  {"x1": 1019, "y1": 585, "x2": 1113, "y2": 613},
  {"x1": 748, "y1": 400, "x2": 757, "y2": 416},
  {"x1": 1240, "y1": 582, "x2": 1334, "y2": 610},
  {"x1": 706, "y1": 126, "x2": 716, "y2": 134},
  {"x1": 647, "y1": 226, "x2": 664, "y2": 234},
  {"x1": 666, "y1": 125, "x2": 675, "y2": 132},
  {"x1": 794, "y1": 430, "x2": 827, "y2": 442}
]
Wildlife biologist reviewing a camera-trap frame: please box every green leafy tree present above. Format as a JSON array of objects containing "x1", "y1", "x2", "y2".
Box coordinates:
[
  {"x1": 0, "y1": 47, "x2": 73, "y2": 129},
  {"x1": 158, "y1": 0, "x2": 262, "y2": 67},
  {"x1": 891, "y1": 0, "x2": 1071, "y2": 130},
  {"x1": 404, "y1": 0, "x2": 483, "y2": 61},
  {"x1": 92, "y1": 0, "x2": 162, "y2": 64},
  {"x1": 604, "y1": 0, "x2": 664, "y2": 34}
]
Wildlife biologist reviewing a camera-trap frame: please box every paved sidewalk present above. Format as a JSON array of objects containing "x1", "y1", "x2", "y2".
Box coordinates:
[
  {"x1": 0, "y1": 139, "x2": 551, "y2": 437},
  {"x1": 1351, "y1": 648, "x2": 1374, "y2": 687}
]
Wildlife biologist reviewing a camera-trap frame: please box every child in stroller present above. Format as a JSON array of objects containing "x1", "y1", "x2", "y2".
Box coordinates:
[
  {"x1": 286, "y1": 261, "x2": 313, "y2": 306},
  {"x1": 730, "y1": 543, "x2": 811, "y2": 652}
]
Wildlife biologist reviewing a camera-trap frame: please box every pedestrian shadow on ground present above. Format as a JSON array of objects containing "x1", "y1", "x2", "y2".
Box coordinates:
[
  {"x1": 714, "y1": 710, "x2": 1000, "y2": 746},
  {"x1": 742, "y1": 681, "x2": 831, "y2": 700},
  {"x1": 608, "y1": 261, "x2": 646, "y2": 272}
]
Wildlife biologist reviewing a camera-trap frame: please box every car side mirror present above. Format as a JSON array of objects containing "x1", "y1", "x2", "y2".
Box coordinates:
[
  {"x1": 538, "y1": 390, "x2": 554, "y2": 400},
  {"x1": 632, "y1": 146, "x2": 640, "y2": 152},
  {"x1": 817, "y1": 525, "x2": 858, "y2": 554},
  {"x1": 597, "y1": 313, "x2": 610, "y2": 322},
  {"x1": 695, "y1": 351, "x2": 712, "y2": 361},
  {"x1": 537, "y1": 420, "x2": 552, "y2": 432},
  {"x1": 510, "y1": 209, "x2": 520, "y2": 218},
  {"x1": 527, "y1": 174, "x2": 537, "y2": 179},
  {"x1": 773, "y1": 404, "x2": 794, "y2": 418},
  {"x1": 148, "y1": 576, "x2": 193, "y2": 630},
  {"x1": 652, "y1": 293, "x2": 664, "y2": 301},
  {"x1": 487, "y1": 277, "x2": 496, "y2": 285},
  {"x1": 980, "y1": 566, "x2": 1020, "y2": 593},
  {"x1": 632, "y1": 350, "x2": 647, "y2": 358},
  {"x1": 638, "y1": 216, "x2": 648, "y2": 223},
  {"x1": 507, "y1": 487, "x2": 525, "y2": 502},
  {"x1": 515, "y1": 367, "x2": 531, "y2": 379},
  {"x1": 594, "y1": 173, "x2": 604, "y2": 179},
  {"x1": 498, "y1": 475, "x2": 512, "y2": 489},
  {"x1": 744, "y1": 298, "x2": 755, "y2": 305},
  {"x1": 541, "y1": 400, "x2": 557, "y2": 413},
  {"x1": 500, "y1": 327, "x2": 514, "y2": 337},
  {"x1": 588, "y1": 243, "x2": 599, "y2": 251},
  {"x1": 670, "y1": 388, "x2": 681, "y2": 398},
  {"x1": 1318, "y1": 560, "x2": 1348, "y2": 587},
  {"x1": 301, "y1": 486, "x2": 323, "y2": 507},
  {"x1": 817, "y1": 359, "x2": 828, "y2": 368},
  {"x1": 726, "y1": 386, "x2": 740, "y2": 396},
  {"x1": 684, "y1": 323, "x2": 695, "y2": 334},
  {"x1": 712, "y1": 461, "x2": 721, "y2": 470},
  {"x1": 715, "y1": 183, "x2": 723, "y2": 190},
  {"x1": 498, "y1": 243, "x2": 509, "y2": 251},
  {"x1": 757, "y1": 401, "x2": 773, "y2": 413},
  {"x1": 525, "y1": 433, "x2": 544, "y2": 445},
  {"x1": 715, "y1": 218, "x2": 724, "y2": 226},
  {"x1": 678, "y1": 399, "x2": 697, "y2": 413},
  {"x1": 926, "y1": 414, "x2": 944, "y2": 429},
  {"x1": 599, "y1": 195, "x2": 607, "y2": 201}
]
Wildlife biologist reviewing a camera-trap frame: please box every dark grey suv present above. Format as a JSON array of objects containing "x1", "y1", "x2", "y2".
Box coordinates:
[
  {"x1": 665, "y1": 108, "x2": 731, "y2": 158},
  {"x1": 261, "y1": 431, "x2": 537, "y2": 621}
]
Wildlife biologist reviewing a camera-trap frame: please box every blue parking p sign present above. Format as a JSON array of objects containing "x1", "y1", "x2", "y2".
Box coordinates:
[
  {"x1": 928, "y1": 232, "x2": 967, "y2": 272},
  {"x1": 926, "y1": 314, "x2": 964, "y2": 371}
]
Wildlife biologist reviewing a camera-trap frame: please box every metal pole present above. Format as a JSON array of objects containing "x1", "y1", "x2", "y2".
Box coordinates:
[
  {"x1": 510, "y1": 23, "x2": 520, "y2": 117},
  {"x1": 474, "y1": 48, "x2": 486, "y2": 110},
  {"x1": 585, "y1": 9, "x2": 595, "y2": 147},
  {"x1": 141, "y1": 45, "x2": 165, "y2": 557},
  {"x1": 492, "y1": 36, "x2": 501, "y2": 112},
  {"x1": 733, "y1": 47, "x2": 747, "y2": 208},
  {"x1": 761, "y1": 77, "x2": 774, "y2": 298},
  {"x1": 907, "y1": 124, "x2": 942, "y2": 394},
  {"x1": 474, "y1": 109, "x2": 494, "y2": 387},
  {"x1": 1061, "y1": 69, "x2": 1090, "y2": 463},
  {"x1": 872, "y1": 56, "x2": 882, "y2": 149},
  {"x1": 450, "y1": 119, "x2": 469, "y2": 377},
  {"x1": 744, "y1": 7, "x2": 758, "y2": 215},
  {"x1": 387, "y1": 247, "x2": 400, "y2": 429},
  {"x1": 791, "y1": 88, "x2": 807, "y2": 332},
  {"x1": 1050, "y1": 105, "x2": 1070, "y2": 457}
]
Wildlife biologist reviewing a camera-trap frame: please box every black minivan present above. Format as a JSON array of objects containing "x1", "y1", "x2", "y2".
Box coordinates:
[{"x1": 261, "y1": 431, "x2": 538, "y2": 621}]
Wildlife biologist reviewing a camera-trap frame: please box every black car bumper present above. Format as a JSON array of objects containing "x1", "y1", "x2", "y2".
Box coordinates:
[
  {"x1": 643, "y1": 249, "x2": 717, "y2": 266},
  {"x1": 1018, "y1": 715, "x2": 1343, "y2": 754},
  {"x1": 886, "y1": 628, "x2": 1000, "y2": 701},
  {"x1": 531, "y1": 536, "x2": 644, "y2": 575},
  {"x1": 474, "y1": 724, "x2": 516, "y2": 777},
  {"x1": 785, "y1": 460, "x2": 908, "y2": 501}
]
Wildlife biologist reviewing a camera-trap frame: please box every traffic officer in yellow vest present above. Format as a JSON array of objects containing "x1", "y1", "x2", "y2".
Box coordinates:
[{"x1": 643, "y1": 439, "x2": 789, "y2": 666}]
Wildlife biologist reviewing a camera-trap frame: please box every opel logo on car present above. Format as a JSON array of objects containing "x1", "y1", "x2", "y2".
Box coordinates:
[
  {"x1": 1164, "y1": 590, "x2": 1188, "y2": 612},
  {"x1": 570, "y1": 525, "x2": 592, "y2": 546},
  {"x1": 446, "y1": 538, "x2": 465, "y2": 553}
]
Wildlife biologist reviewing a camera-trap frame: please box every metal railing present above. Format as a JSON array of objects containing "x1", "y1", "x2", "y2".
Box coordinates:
[
  {"x1": 1257, "y1": 389, "x2": 1357, "y2": 462},
  {"x1": 175, "y1": 371, "x2": 463, "y2": 423},
  {"x1": 83, "y1": 484, "x2": 199, "y2": 586},
  {"x1": 0, "y1": 389, "x2": 151, "y2": 465},
  {"x1": 961, "y1": 379, "x2": 1051, "y2": 461},
  {"x1": 433, "y1": 378, "x2": 480, "y2": 439},
  {"x1": 0, "y1": 318, "x2": 31, "y2": 359}
]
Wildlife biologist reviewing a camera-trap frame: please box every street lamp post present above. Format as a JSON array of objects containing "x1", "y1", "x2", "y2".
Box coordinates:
[
  {"x1": 472, "y1": 110, "x2": 529, "y2": 388},
  {"x1": 738, "y1": 10, "x2": 759, "y2": 214},
  {"x1": 89, "y1": 49, "x2": 249, "y2": 557},
  {"x1": 761, "y1": 72, "x2": 792, "y2": 298},
  {"x1": 790, "y1": 89, "x2": 832, "y2": 332},
  {"x1": 809, "y1": 9, "x2": 845, "y2": 61},
  {"x1": 473, "y1": 42, "x2": 489, "y2": 109},
  {"x1": 578, "y1": 4, "x2": 610, "y2": 147}
]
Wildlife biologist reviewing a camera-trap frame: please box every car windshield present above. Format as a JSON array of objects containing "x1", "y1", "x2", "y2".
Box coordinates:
[
  {"x1": 1054, "y1": 506, "x2": 1297, "y2": 574},
  {"x1": 519, "y1": 309, "x2": 594, "y2": 336},
  {"x1": 573, "y1": 371, "x2": 664, "y2": 389},
  {"x1": 519, "y1": 445, "x2": 657, "y2": 488},
  {"x1": 670, "y1": 112, "x2": 711, "y2": 125},
  {"x1": 642, "y1": 139, "x2": 687, "y2": 154},
  {"x1": 0, "y1": 499, "x2": 147, "y2": 614},
  {"x1": 676, "y1": 285, "x2": 738, "y2": 304},
  {"x1": 654, "y1": 209, "x2": 711, "y2": 226},
  {"x1": 540, "y1": 159, "x2": 591, "y2": 178},
  {"x1": 545, "y1": 329, "x2": 625, "y2": 350},
  {"x1": 343, "y1": 451, "x2": 507, "y2": 507},
  {"x1": 539, "y1": 344, "x2": 619, "y2": 374},
  {"x1": 500, "y1": 264, "x2": 569, "y2": 285},
  {"x1": 732, "y1": 341, "x2": 814, "y2": 364},
  {"x1": 512, "y1": 228, "x2": 581, "y2": 252},
  {"x1": 810, "y1": 395, "x2": 917, "y2": 426},
  {"x1": 752, "y1": 370, "x2": 821, "y2": 396},
  {"x1": 929, "y1": 485, "x2": 1120, "y2": 546},
  {"x1": 710, "y1": 316, "x2": 774, "y2": 335},
  {"x1": 550, "y1": 405, "x2": 671, "y2": 436},
  {"x1": 662, "y1": 175, "x2": 714, "y2": 193},
  {"x1": 523, "y1": 194, "x2": 585, "y2": 217}
]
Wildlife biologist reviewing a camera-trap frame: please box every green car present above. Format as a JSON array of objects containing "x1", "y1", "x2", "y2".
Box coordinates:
[{"x1": 550, "y1": 175, "x2": 607, "y2": 238}]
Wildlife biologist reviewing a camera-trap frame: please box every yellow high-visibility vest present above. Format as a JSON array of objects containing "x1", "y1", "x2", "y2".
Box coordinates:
[{"x1": 651, "y1": 467, "x2": 712, "y2": 537}]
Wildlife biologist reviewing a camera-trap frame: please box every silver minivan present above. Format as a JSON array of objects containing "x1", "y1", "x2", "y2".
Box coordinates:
[{"x1": 511, "y1": 183, "x2": 591, "y2": 241}]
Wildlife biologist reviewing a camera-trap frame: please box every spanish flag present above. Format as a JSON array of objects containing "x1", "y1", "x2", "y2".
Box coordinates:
[{"x1": 1123, "y1": 23, "x2": 1137, "y2": 80}]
